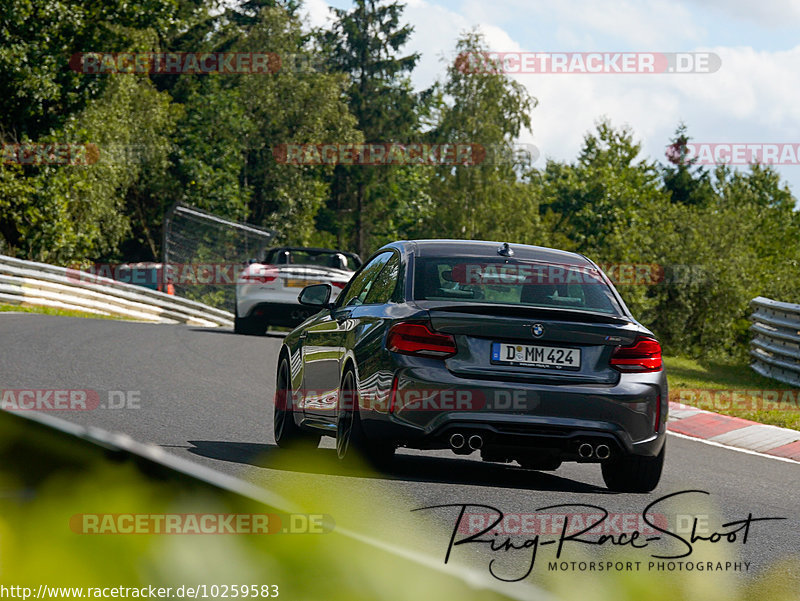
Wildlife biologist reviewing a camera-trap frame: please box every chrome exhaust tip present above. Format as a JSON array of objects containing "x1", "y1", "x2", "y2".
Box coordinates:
[
  {"x1": 467, "y1": 435, "x2": 483, "y2": 450},
  {"x1": 595, "y1": 444, "x2": 611, "y2": 460},
  {"x1": 578, "y1": 443, "x2": 594, "y2": 458},
  {"x1": 449, "y1": 433, "x2": 465, "y2": 449}
]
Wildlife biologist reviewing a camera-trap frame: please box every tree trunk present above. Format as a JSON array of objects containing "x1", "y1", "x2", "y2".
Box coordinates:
[{"x1": 356, "y1": 178, "x2": 365, "y2": 256}]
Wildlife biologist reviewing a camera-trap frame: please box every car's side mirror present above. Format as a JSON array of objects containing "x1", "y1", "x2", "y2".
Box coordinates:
[{"x1": 298, "y1": 283, "x2": 333, "y2": 309}]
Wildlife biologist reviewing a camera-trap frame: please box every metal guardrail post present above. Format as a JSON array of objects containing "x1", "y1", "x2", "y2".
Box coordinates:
[{"x1": 749, "y1": 296, "x2": 800, "y2": 387}]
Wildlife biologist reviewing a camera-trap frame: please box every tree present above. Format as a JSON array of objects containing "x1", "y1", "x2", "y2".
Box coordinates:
[
  {"x1": 0, "y1": 0, "x2": 177, "y2": 141},
  {"x1": 538, "y1": 120, "x2": 800, "y2": 357},
  {"x1": 1, "y1": 76, "x2": 176, "y2": 263},
  {"x1": 319, "y1": 0, "x2": 420, "y2": 255},
  {"x1": 422, "y1": 32, "x2": 539, "y2": 244},
  {"x1": 0, "y1": 0, "x2": 182, "y2": 263},
  {"x1": 538, "y1": 120, "x2": 666, "y2": 258},
  {"x1": 149, "y1": 5, "x2": 362, "y2": 252},
  {"x1": 662, "y1": 123, "x2": 716, "y2": 207},
  {"x1": 234, "y1": 7, "x2": 362, "y2": 245}
]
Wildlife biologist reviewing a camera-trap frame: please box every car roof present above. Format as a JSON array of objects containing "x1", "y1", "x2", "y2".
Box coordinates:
[{"x1": 380, "y1": 239, "x2": 592, "y2": 266}]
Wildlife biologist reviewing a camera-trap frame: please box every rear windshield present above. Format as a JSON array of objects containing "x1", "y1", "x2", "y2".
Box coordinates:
[
  {"x1": 413, "y1": 257, "x2": 623, "y2": 315},
  {"x1": 266, "y1": 249, "x2": 360, "y2": 270}
]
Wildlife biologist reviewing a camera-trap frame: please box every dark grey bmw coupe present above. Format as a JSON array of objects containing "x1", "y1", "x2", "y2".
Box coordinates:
[{"x1": 274, "y1": 240, "x2": 667, "y2": 492}]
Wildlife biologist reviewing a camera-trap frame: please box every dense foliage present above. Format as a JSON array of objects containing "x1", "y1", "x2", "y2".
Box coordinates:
[{"x1": 1, "y1": 0, "x2": 798, "y2": 356}]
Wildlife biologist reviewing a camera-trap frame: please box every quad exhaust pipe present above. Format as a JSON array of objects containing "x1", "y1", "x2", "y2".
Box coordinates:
[
  {"x1": 450, "y1": 434, "x2": 610, "y2": 459},
  {"x1": 578, "y1": 443, "x2": 594, "y2": 458},
  {"x1": 577, "y1": 442, "x2": 612, "y2": 460},
  {"x1": 449, "y1": 432, "x2": 483, "y2": 452},
  {"x1": 449, "y1": 433, "x2": 465, "y2": 449}
]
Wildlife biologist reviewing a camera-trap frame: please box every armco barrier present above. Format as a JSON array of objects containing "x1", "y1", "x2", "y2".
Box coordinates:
[
  {"x1": 750, "y1": 296, "x2": 800, "y2": 387},
  {"x1": 0, "y1": 255, "x2": 233, "y2": 328}
]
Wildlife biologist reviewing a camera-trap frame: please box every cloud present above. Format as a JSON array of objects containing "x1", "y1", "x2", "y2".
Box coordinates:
[
  {"x1": 401, "y1": 1, "x2": 476, "y2": 88},
  {"x1": 686, "y1": 0, "x2": 800, "y2": 28},
  {"x1": 298, "y1": 0, "x2": 800, "y2": 194},
  {"x1": 460, "y1": 0, "x2": 705, "y2": 47},
  {"x1": 397, "y1": 1, "x2": 800, "y2": 192},
  {"x1": 515, "y1": 44, "x2": 800, "y2": 178},
  {"x1": 301, "y1": 0, "x2": 336, "y2": 29}
]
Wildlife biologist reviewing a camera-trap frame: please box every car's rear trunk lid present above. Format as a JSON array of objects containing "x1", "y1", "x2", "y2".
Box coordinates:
[{"x1": 424, "y1": 303, "x2": 641, "y2": 385}]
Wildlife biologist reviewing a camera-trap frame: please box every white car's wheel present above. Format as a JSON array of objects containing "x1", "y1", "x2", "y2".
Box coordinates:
[{"x1": 234, "y1": 306, "x2": 266, "y2": 335}]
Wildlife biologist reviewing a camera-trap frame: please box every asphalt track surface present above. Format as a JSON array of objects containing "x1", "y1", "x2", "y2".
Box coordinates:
[{"x1": 3, "y1": 314, "x2": 799, "y2": 594}]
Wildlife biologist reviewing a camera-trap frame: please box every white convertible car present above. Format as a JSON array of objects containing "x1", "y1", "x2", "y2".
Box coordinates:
[{"x1": 234, "y1": 246, "x2": 361, "y2": 334}]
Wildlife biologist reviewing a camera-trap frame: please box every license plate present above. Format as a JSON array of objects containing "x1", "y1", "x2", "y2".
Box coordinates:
[
  {"x1": 285, "y1": 279, "x2": 321, "y2": 288},
  {"x1": 491, "y1": 342, "x2": 581, "y2": 370}
]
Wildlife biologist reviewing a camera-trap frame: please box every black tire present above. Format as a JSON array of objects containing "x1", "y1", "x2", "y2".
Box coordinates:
[
  {"x1": 234, "y1": 314, "x2": 266, "y2": 335},
  {"x1": 336, "y1": 370, "x2": 394, "y2": 468},
  {"x1": 274, "y1": 357, "x2": 319, "y2": 449},
  {"x1": 601, "y1": 445, "x2": 665, "y2": 493}
]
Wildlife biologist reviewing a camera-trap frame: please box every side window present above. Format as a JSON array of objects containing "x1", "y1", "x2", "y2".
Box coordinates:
[
  {"x1": 364, "y1": 253, "x2": 401, "y2": 305},
  {"x1": 336, "y1": 252, "x2": 392, "y2": 308}
]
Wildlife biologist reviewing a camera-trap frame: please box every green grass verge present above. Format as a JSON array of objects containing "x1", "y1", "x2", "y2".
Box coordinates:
[
  {"x1": 664, "y1": 355, "x2": 800, "y2": 431},
  {"x1": 0, "y1": 303, "x2": 131, "y2": 321}
]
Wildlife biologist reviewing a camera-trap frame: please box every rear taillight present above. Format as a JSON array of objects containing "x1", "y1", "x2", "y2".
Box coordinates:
[
  {"x1": 242, "y1": 273, "x2": 277, "y2": 284},
  {"x1": 241, "y1": 266, "x2": 278, "y2": 284},
  {"x1": 386, "y1": 322, "x2": 457, "y2": 358},
  {"x1": 331, "y1": 281, "x2": 347, "y2": 289},
  {"x1": 610, "y1": 336, "x2": 662, "y2": 372}
]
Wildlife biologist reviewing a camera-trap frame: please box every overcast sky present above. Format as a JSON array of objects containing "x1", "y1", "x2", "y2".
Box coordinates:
[{"x1": 301, "y1": 0, "x2": 800, "y2": 197}]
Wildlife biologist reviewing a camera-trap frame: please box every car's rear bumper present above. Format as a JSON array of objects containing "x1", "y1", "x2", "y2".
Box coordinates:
[
  {"x1": 359, "y1": 364, "x2": 667, "y2": 460},
  {"x1": 241, "y1": 301, "x2": 321, "y2": 327},
  {"x1": 237, "y1": 285, "x2": 342, "y2": 326}
]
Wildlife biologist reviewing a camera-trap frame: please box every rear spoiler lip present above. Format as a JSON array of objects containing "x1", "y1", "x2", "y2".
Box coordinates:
[{"x1": 416, "y1": 302, "x2": 633, "y2": 324}]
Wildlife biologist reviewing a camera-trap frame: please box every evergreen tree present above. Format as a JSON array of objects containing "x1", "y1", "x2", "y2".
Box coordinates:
[
  {"x1": 662, "y1": 123, "x2": 716, "y2": 207},
  {"x1": 319, "y1": 0, "x2": 420, "y2": 255}
]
